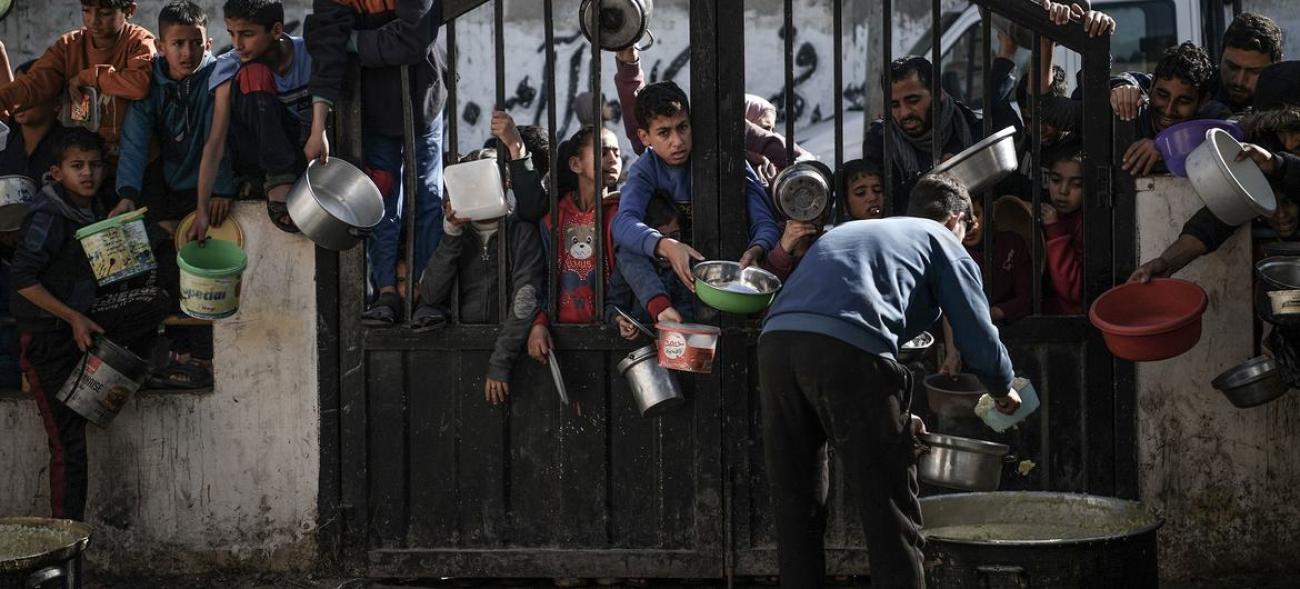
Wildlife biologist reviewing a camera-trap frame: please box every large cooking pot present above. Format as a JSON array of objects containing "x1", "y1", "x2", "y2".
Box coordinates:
[
  {"x1": 927, "y1": 126, "x2": 1019, "y2": 194},
  {"x1": 921, "y1": 492, "x2": 1161, "y2": 588},
  {"x1": 580, "y1": 0, "x2": 655, "y2": 52},
  {"x1": 618, "y1": 345, "x2": 684, "y2": 417},
  {"x1": 287, "y1": 159, "x2": 385, "y2": 251},
  {"x1": 0, "y1": 175, "x2": 38, "y2": 232},
  {"x1": 1212, "y1": 355, "x2": 1292, "y2": 408},
  {"x1": 1, "y1": 517, "x2": 92, "y2": 589},
  {"x1": 772, "y1": 160, "x2": 833, "y2": 222},
  {"x1": 916, "y1": 432, "x2": 1009, "y2": 491}
]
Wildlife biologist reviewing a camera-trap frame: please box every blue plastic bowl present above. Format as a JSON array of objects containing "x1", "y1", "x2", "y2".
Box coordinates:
[{"x1": 1155, "y1": 119, "x2": 1244, "y2": 177}]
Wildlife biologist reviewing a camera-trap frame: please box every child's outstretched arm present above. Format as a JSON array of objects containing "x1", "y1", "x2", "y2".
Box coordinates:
[
  {"x1": 112, "y1": 94, "x2": 159, "y2": 215},
  {"x1": 485, "y1": 220, "x2": 546, "y2": 403},
  {"x1": 191, "y1": 80, "x2": 233, "y2": 242},
  {"x1": 742, "y1": 163, "x2": 780, "y2": 263},
  {"x1": 614, "y1": 47, "x2": 646, "y2": 155},
  {"x1": 76, "y1": 32, "x2": 155, "y2": 100}
]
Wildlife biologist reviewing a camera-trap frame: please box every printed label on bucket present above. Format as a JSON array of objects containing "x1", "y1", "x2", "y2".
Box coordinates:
[
  {"x1": 180, "y1": 272, "x2": 242, "y2": 320},
  {"x1": 662, "y1": 332, "x2": 687, "y2": 359},
  {"x1": 80, "y1": 219, "x2": 157, "y2": 286},
  {"x1": 1268, "y1": 290, "x2": 1300, "y2": 315},
  {"x1": 56, "y1": 354, "x2": 139, "y2": 427}
]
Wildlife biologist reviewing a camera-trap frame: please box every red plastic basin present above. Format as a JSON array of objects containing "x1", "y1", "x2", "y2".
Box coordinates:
[{"x1": 1088, "y1": 278, "x2": 1208, "y2": 362}]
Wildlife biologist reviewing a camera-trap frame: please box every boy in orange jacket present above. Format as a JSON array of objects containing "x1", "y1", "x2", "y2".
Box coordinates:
[{"x1": 0, "y1": 0, "x2": 155, "y2": 161}]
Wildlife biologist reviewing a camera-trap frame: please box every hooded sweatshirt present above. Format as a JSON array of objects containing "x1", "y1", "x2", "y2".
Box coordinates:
[
  {"x1": 1044, "y1": 209, "x2": 1084, "y2": 315},
  {"x1": 0, "y1": 24, "x2": 156, "y2": 156},
  {"x1": 116, "y1": 54, "x2": 235, "y2": 202},
  {"x1": 9, "y1": 185, "x2": 102, "y2": 331}
]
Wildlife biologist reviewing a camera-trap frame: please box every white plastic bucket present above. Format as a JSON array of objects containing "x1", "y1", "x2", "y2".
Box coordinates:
[
  {"x1": 443, "y1": 158, "x2": 509, "y2": 220},
  {"x1": 74, "y1": 208, "x2": 157, "y2": 286},
  {"x1": 1185, "y1": 128, "x2": 1277, "y2": 226}
]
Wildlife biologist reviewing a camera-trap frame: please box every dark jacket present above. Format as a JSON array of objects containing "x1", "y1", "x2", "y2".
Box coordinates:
[
  {"x1": 9, "y1": 185, "x2": 101, "y2": 331},
  {"x1": 417, "y1": 215, "x2": 544, "y2": 381},
  {"x1": 965, "y1": 230, "x2": 1033, "y2": 324},
  {"x1": 0, "y1": 121, "x2": 64, "y2": 184},
  {"x1": 604, "y1": 247, "x2": 693, "y2": 326},
  {"x1": 861, "y1": 97, "x2": 983, "y2": 214},
  {"x1": 306, "y1": 0, "x2": 447, "y2": 137},
  {"x1": 1182, "y1": 151, "x2": 1300, "y2": 253}
]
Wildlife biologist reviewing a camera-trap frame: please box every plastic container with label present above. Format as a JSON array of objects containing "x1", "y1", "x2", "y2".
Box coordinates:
[{"x1": 443, "y1": 158, "x2": 509, "y2": 221}]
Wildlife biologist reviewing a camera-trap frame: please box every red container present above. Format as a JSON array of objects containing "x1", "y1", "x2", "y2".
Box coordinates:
[
  {"x1": 1088, "y1": 278, "x2": 1208, "y2": 362},
  {"x1": 656, "y1": 321, "x2": 721, "y2": 373}
]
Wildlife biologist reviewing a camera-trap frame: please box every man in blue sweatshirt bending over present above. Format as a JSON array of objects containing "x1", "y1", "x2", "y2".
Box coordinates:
[
  {"x1": 758, "y1": 173, "x2": 1022, "y2": 588},
  {"x1": 611, "y1": 80, "x2": 780, "y2": 324}
]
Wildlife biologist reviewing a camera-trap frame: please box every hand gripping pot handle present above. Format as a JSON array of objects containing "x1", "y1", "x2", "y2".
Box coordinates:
[{"x1": 976, "y1": 565, "x2": 1029, "y2": 589}]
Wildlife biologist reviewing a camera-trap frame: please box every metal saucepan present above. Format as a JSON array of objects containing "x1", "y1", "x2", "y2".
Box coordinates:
[
  {"x1": 927, "y1": 126, "x2": 1019, "y2": 193},
  {"x1": 1212, "y1": 355, "x2": 1292, "y2": 408},
  {"x1": 617, "y1": 344, "x2": 684, "y2": 417},
  {"x1": 693, "y1": 260, "x2": 783, "y2": 314},
  {"x1": 916, "y1": 432, "x2": 1009, "y2": 491},
  {"x1": 0, "y1": 517, "x2": 93, "y2": 587},
  {"x1": 899, "y1": 331, "x2": 934, "y2": 364},
  {"x1": 287, "y1": 159, "x2": 385, "y2": 251},
  {"x1": 580, "y1": 0, "x2": 655, "y2": 52},
  {"x1": 0, "y1": 175, "x2": 38, "y2": 232},
  {"x1": 772, "y1": 160, "x2": 834, "y2": 222}
]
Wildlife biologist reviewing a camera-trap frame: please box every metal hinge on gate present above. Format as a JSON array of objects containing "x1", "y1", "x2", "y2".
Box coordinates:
[{"x1": 1096, "y1": 165, "x2": 1114, "y2": 209}]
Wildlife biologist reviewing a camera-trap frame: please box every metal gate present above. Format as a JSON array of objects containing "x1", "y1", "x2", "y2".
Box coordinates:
[{"x1": 316, "y1": 0, "x2": 1137, "y2": 580}]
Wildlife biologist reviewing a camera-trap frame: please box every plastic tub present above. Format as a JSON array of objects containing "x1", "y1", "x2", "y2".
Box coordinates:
[
  {"x1": 177, "y1": 239, "x2": 248, "y2": 320},
  {"x1": 1088, "y1": 278, "x2": 1208, "y2": 362},
  {"x1": 655, "y1": 321, "x2": 720, "y2": 373},
  {"x1": 1185, "y1": 128, "x2": 1277, "y2": 226},
  {"x1": 74, "y1": 208, "x2": 157, "y2": 286},
  {"x1": 1154, "y1": 119, "x2": 1243, "y2": 177},
  {"x1": 443, "y1": 158, "x2": 509, "y2": 220}
]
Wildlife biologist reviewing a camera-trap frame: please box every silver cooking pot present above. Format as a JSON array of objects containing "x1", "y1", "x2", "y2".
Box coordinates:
[
  {"x1": 617, "y1": 345, "x2": 684, "y2": 417},
  {"x1": 1212, "y1": 355, "x2": 1292, "y2": 408},
  {"x1": 580, "y1": 0, "x2": 655, "y2": 52},
  {"x1": 0, "y1": 175, "x2": 38, "y2": 232},
  {"x1": 917, "y1": 432, "x2": 1009, "y2": 491},
  {"x1": 287, "y1": 159, "x2": 385, "y2": 251},
  {"x1": 927, "y1": 126, "x2": 1019, "y2": 194},
  {"x1": 772, "y1": 160, "x2": 833, "y2": 222}
]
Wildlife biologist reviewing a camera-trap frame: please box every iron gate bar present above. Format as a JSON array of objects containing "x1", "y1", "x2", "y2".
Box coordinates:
[
  {"x1": 591, "y1": 0, "x2": 605, "y2": 320},
  {"x1": 545, "y1": 0, "x2": 559, "y2": 320},
  {"x1": 930, "y1": 0, "x2": 941, "y2": 166},
  {"x1": 881, "y1": 0, "x2": 894, "y2": 216},
  {"x1": 832, "y1": 0, "x2": 843, "y2": 222},
  {"x1": 494, "y1": 0, "x2": 508, "y2": 323},
  {"x1": 980, "y1": 10, "x2": 994, "y2": 294},
  {"x1": 1030, "y1": 30, "x2": 1044, "y2": 314},
  {"x1": 447, "y1": 19, "x2": 459, "y2": 159},
  {"x1": 783, "y1": 0, "x2": 795, "y2": 165},
  {"x1": 401, "y1": 66, "x2": 418, "y2": 322}
]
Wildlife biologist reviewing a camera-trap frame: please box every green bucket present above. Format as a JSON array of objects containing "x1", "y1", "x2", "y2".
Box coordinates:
[{"x1": 177, "y1": 239, "x2": 248, "y2": 320}]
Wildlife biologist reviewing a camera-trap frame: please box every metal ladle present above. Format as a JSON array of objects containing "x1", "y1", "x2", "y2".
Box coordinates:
[{"x1": 615, "y1": 307, "x2": 657, "y2": 339}]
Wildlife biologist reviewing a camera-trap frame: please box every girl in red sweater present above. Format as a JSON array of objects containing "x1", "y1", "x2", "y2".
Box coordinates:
[{"x1": 1043, "y1": 150, "x2": 1085, "y2": 315}]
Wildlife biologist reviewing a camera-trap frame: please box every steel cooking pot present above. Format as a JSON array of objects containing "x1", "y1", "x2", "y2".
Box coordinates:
[
  {"x1": 772, "y1": 160, "x2": 833, "y2": 221},
  {"x1": 287, "y1": 159, "x2": 385, "y2": 251},
  {"x1": 1, "y1": 517, "x2": 93, "y2": 589},
  {"x1": 0, "y1": 175, "x2": 38, "y2": 232},
  {"x1": 580, "y1": 0, "x2": 655, "y2": 52},
  {"x1": 916, "y1": 432, "x2": 1009, "y2": 491},
  {"x1": 1212, "y1": 355, "x2": 1292, "y2": 408},
  {"x1": 618, "y1": 345, "x2": 684, "y2": 417},
  {"x1": 927, "y1": 126, "x2": 1019, "y2": 194},
  {"x1": 898, "y1": 331, "x2": 934, "y2": 364}
]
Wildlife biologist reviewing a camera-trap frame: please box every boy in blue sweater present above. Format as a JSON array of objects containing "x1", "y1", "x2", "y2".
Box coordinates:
[
  {"x1": 758, "y1": 174, "x2": 1021, "y2": 588},
  {"x1": 611, "y1": 81, "x2": 779, "y2": 323},
  {"x1": 111, "y1": 1, "x2": 231, "y2": 387}
]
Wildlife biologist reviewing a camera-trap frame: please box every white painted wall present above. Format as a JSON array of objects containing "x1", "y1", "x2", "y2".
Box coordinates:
[
  {"x1": 1134, "y1": 176, "x2": 1300, "y2": 581},
  {"x1": 0, "y1": 203, "x2": 320, "y2": 575}
]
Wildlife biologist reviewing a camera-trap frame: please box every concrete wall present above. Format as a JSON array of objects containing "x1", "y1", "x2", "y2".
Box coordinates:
[
  {"x1": 0, "y1": 203, "x2": 320, "y2": 575},
  {"x1": 1135, "y1": 176, "x2": 1300, "y2": 581}
]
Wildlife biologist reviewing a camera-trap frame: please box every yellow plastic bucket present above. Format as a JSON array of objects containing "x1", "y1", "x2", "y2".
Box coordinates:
[
  {"x1": 177, "y1": 239, "x2": 247, "y2": 320},
  {"x1": 74, "y1": 208, "x2": 156, "y2": 286}
]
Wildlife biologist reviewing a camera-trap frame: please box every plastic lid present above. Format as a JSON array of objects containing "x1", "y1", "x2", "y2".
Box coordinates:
[
  {"x1": 74, "y1": 208, "x2": 147, "y2": 240},
  {"x1": 655, "y1": 321, "x2": 721, "y2": 335}
]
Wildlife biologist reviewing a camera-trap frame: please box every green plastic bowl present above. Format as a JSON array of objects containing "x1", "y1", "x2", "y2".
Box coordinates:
[{"x1": 693, "y1": 261, "x2": 781, "y2": 314}]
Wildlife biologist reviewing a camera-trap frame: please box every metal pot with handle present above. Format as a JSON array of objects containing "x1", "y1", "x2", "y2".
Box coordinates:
[
  {"x1": 287, "y1": 159, "x2": 385, "y2": 251},
  {"x1": 772, "y1": 160, "x2": 833, "y2": 222},
  {"x1": 617, "y1": 345, "x2": 684, "y2": 417},
  {"x1": 580, "y1": 0, "x2": 655, "y2": 52}
]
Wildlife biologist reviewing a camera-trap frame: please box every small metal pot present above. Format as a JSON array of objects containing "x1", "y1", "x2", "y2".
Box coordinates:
[
  {"x1": 618, "y1": 345, "x2": 684, "y2": 417},
  {"x1": 927, "y1": 126, "x2": 1019, "y2": 193},
  {"x1": 580, "y1": 0, "x2": 655, "y2": 52},
  {"x1": 0, "y1": 175, "x2": 38, "y2": 232},
  {"x1": 287, "y1": 159, "x2": 385, "y2": 251},
  {"x1": 772, "y1": 160, "x2": 833, "y2": 222},
  {"x1": 917, "y1": 432, "x2": 1009, "y2": 491},
  {"x1": 899, "y1": 331, "x2": 934, "y2": 364},
  {"x1": 1212, "y1": 355, "x2": 1292, "y2": 408},
  {"x1": 693, "y1": 260, "x2": 782, "y2": 314}
]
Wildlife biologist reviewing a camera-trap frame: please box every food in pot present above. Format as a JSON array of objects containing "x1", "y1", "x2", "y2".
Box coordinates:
[{"x1": 0, "y1": 523, "x2": 70, "y2": 561}]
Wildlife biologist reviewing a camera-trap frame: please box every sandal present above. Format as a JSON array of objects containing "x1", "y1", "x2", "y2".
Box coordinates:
[
  {"x1": 361, "y1": 292, "x2": 404, "y2": 327},
  {"x1": 147, "y1": 359, "x2": 214, "y2": 389},
  {"x1": 409, "y1": 304, "x2": 449, "y2": 333},
  {"x1": 267, "y1": 200, "x2": 299, "y2": 234}
]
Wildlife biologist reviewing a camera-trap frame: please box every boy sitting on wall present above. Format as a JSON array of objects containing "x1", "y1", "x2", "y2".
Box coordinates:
[{"x1": 12, "y1": 129, "x2": 169, "y2": 521}]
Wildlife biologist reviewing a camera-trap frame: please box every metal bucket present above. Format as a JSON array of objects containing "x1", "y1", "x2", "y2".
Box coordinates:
[
  {"x1": 617, "y1": 345, "x2": 684, "y2": 417},
  {"x1": 55, "y1": 336, "x2": 150, "y2": 428}
]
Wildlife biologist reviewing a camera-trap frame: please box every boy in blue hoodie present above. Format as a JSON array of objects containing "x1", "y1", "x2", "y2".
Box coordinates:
[
  {"x1": 112, "y1": 0, "x2": 232, "y2": 387},
  {"x1": 611, "y1": 81, "x2": 780, "y2": 324}
]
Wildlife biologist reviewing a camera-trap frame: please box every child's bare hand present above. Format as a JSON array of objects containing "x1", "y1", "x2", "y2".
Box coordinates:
[
  {"x1": 616, "y1": 46, "x2": 639, "y2": 64},
  {"x1": 1121, "y1": 138, "x2": 1162, "y2": 176},
  {"x1": 444, "y1": 203, "x2": 470, "y2": 226},
  {"x1": 304, "y1": 128, "x2": 329, "y2": 163},
  {"x1": 527, "y1": 324, "x2": 551, "y2": 363},
  {"x1": 490, "y1": 111, "x2": 524, "y2": 160},
  {"x1": 74, "y1": 66, "x2": 109, "y2": 91},
  {"x1": 1110, "y1": 86, "x2": 1144, "y2": 121},
  {"x1": 108, "y1": 198, "x2": 135, "y2": 218},
  {"x1": 1237, "y1": 143, "x2": 1277, "y2": 175},
  {"x1": 1074, "y1": 4, "x2": 1116, "y2": 37},
  {"x1": 69, "y1": 313, "x2": 104, "y2": 352},
  {"x1": 188, "y1": 211, "x2": 210, "y2": 242},
  {"x1": 1042, "y1": 1, "x2": 1071, "y2": 25},
  {"x1": 1040, "y1": 203, "x2": 1060, "y2": 225},
  {"x1": 655, "y1": 238, "x2": 704, "y2": 292},
  {"x1": 656, "y1": 307, "x2": 683, "y2": 325},
  {"x1": 779, "y1": 221, "x2": 818, "y2": 254},
  {"x1": 209, "y1": 197, "x2": 231, "y2": 227},
  {"x1": 738, "y1": 245, "x2": 764, "y2": 269},
  {"x1": 615, "y1": 316, "x2": 639, "y2": 341},
  {"x1": 485, "y1": 377, "x2": 510, "y2": 405}
]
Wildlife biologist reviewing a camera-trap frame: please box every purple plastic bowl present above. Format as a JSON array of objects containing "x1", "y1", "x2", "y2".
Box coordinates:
[{"x1": 1155, "y1": 119, "x2": 1245, "y2": 177}]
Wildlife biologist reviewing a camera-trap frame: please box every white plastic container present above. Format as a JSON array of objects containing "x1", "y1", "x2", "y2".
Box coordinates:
[
  {"x1": 1185, "y1": 128, "x2": 1277, "y2": 226},
  {"x1": 975, "y1": 377, "x2": 1040, "y2": 433},
  {"x1": 443, "y1": 158, "x2": 509, "y2": 221}
]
